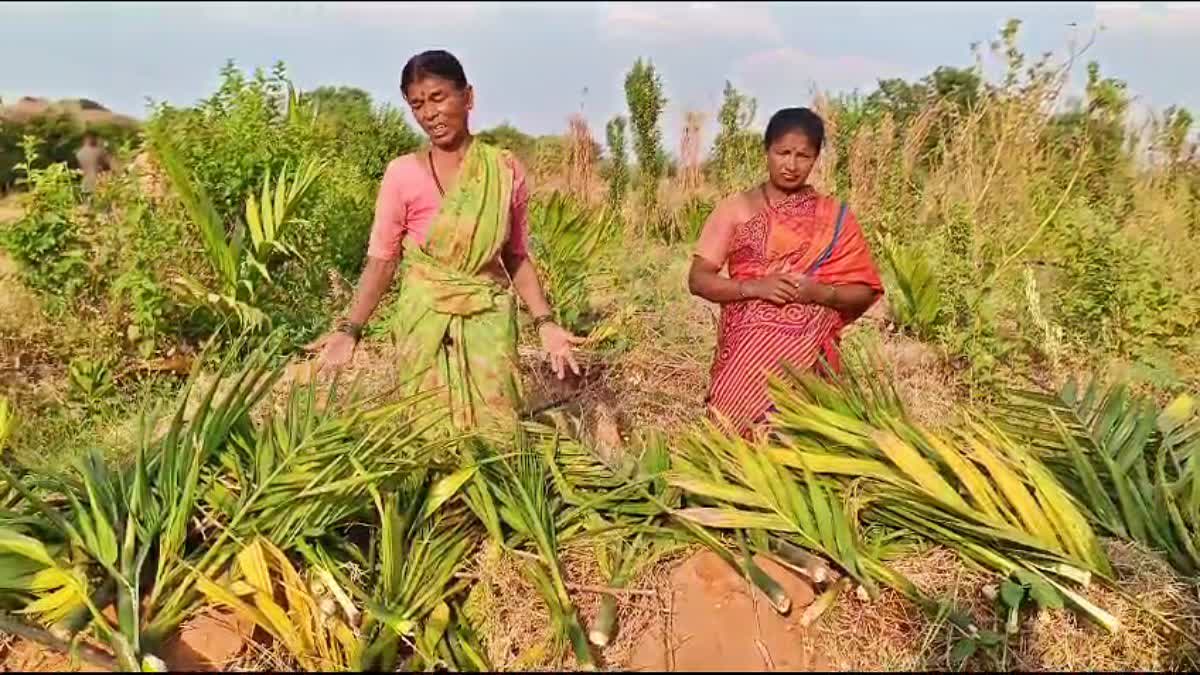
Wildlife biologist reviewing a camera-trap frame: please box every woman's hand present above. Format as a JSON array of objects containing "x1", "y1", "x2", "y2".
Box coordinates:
[
  {"x1": 742, "y1": 273, "x2": 833, "y2": 306},
  {"x1": 303, "y1": 331, "x2": 357, "y2": 372},
  {"x1": 742, "y1": 274, "x2": 804, "y2": 305},
  {"x1": 539, "y1": 322, "x2": 586, "y2": 379}
]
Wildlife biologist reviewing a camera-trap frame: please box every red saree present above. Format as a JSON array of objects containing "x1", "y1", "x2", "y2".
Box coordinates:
[{"x1": 699, "y1": 188, "x2": 883, "y2": 436}]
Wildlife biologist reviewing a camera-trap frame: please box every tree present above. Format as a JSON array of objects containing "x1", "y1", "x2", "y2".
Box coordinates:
[
  {"x1": 709, "y1": 81, "x2": 762, "y2": 191},
  {"x1": 624, "y1": 58, "x2": 667, "y2": 209},
  {"x1": 866, "y1": 66, "x2": 981, "y2": 125},
  {"x1": 303, "y1": 86, "x2": 374, "y2": 122},
  {"x1": 604, "y1": 116, "x2": 629, "y2": 208},
  {"x1": 478, "y1": 122, "x2": 538, "y2": 165}
]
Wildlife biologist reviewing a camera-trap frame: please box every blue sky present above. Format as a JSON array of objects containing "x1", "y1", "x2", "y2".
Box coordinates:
[{"x1": 1, "y1": 2, "x2": 1195, "y2": 148}]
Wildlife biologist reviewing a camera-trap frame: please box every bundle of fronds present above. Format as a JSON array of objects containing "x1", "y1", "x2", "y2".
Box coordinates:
[
  {"x1": 664, "y1": 348, "x2": 1121, "y2": 635},
  {"x1": 997, "y1": 378, "x2": 1200, "y2": 577},
  {"x1": 0, "y1": 339, "x2": 447, "y2": 670}
]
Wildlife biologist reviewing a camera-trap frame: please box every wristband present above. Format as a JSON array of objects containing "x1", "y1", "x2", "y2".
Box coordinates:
[{"x1": 533, "y1": 314, "x2": 555, "y2": 331}]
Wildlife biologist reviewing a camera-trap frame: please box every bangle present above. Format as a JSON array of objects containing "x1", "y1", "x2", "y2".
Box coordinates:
[
  {"x1": 533, "y1": 314, "x2": 555, "y2": 331},
  {"x1": 336, "y1": 319, "x2": 364, "y2": 342}
]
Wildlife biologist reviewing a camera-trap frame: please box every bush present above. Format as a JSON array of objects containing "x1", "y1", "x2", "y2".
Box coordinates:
[
  {"x1": 0, "y1": 137, "x2": 87, "y2": 300},
  {"x1": 141, "y1": 61, "x2": 422, "y2": 344},
  {"x1": 1, "y1": 111, "x2": 139, "y2": 192}
]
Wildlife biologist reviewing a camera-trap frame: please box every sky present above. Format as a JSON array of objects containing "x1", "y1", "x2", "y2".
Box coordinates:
[{"x1": 1, "y1": 2, "x2": 1197, "y2": 150}]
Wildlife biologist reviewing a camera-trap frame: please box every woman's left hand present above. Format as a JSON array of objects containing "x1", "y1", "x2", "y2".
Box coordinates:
[
  {"x1": 539, "y1": 321, "x2": 586, "y2": 379},
  {"x1": 786, "y1": 273, "x2": 835, "y2": 306}
]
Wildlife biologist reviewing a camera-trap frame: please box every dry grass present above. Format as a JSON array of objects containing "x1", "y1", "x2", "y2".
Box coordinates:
[
  {"x1": 675, "y1": 111, "x2": 704, "y2": 196},
  {"x1": 0, "y1": 192, "x2": 26, "y2": 223},
  {"x1": 565, "y1": 114, "x2": 599, "y2": 206},
  {"x1": 595, "y1": 241, "x2": 713, "y2": 433},
  {"x1": 810, "y1": 91, "x2": 838, "y2": 195},
  {"x1": 463, "y1": 540, "x2": 688, "y2": 672},
  {"x1": 817, "y1": 541, "x2": 1200, "y2": 672}
]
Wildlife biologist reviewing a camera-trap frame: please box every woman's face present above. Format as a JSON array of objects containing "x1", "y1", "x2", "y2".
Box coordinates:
[
  {"x1": 404, "y1": 75, "x2": 473, "y2": 149},
  {"x1": 766, "y1": 129, "x2": 819, "y2": 192}
]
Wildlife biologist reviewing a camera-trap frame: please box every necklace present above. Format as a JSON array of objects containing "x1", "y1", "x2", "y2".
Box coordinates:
[
  {"x1": 427, "y1": 139, "x2": 472, "y2": 197},
  {"x1": 427, "y1": 151, "x2": 446, "y2": 197}
]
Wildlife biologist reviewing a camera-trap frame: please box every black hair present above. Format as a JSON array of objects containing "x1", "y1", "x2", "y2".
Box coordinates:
[
  {"x1": 763, "y1": 107, "x2": 825, "y2": 152},
  {"x1": 400, "y1": 50, "x2": 468, "y2": 96}
]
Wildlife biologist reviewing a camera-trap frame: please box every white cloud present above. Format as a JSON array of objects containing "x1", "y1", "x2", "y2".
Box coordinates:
[
  {"x1": 600, "y1": 1, "x2": 782, "y2": 43},
  {"x1": 733, "y1": 46, "x2": 912, "y2": 98},
  {"x1": 1094, "y1": 1, "x2": 1200, "y2": 37},
  {"x1": 185, "y1": 2, "x2": 500, "y2": 29}
]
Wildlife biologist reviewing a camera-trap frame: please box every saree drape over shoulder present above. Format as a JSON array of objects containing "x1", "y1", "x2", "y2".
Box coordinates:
[
  {"x1": 383, "y1": 141, "x2": 525, "y2": 434},
  {"x1": 702, "y1": 188, "x2": 883, "y2": 437}
]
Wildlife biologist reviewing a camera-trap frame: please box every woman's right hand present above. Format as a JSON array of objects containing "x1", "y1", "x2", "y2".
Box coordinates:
[
  {"x1": 742, "y1": 274, "x2": 802, "y2": 305},
  {"x1": 303, "y1": 331, "x2": 357, "y2": 372}
]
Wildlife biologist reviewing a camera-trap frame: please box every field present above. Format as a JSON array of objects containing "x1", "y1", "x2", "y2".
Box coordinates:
[{"x1": 1, "y1": 22, "x2": 1199, "y2": 672}]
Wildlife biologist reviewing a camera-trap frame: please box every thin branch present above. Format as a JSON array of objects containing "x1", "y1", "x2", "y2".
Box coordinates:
[{"x1": 993, "y1": 145, "x2": 1089, "y2": 278}]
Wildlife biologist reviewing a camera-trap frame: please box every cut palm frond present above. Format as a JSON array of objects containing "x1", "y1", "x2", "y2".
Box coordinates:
[
  {"x1": 461, "y1": 430, "x2": 599, "y2": 670},
  {"x1": 998, "y1": 378, "x2": 1200, "y2": 576}
]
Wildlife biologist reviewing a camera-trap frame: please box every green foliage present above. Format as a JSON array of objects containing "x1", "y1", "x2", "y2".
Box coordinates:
[
  {"x1": 624, "y1": 58, "x2": 667, "y2": 211},
  {"x1": 150, "y1": 126, "x2": 324, "y2": 335},
  {"x1": 0, "y1": 137, "x2": 87, "y2": 299},
  {"x1": 603, "y1": 116, "x2": 629, "y2": 209},
  {"x1": 478, "y1": 123, "x2": 538, "y2": 167},
  {"x1": 528, "y1": 192, "x2": 620, "y2": 333},
  {"x1": 67, "y1": 357, "x2": 116, "y2": 413},
  {"x1": 676, "y1": 197, "x2": 714, "y2": 243},
  {"x1": 1, "y1": 111, "x2": 139, "y2": 192},
  {"x1": 879, "y1": 239, "x2": 944, "y2": 340},
  {"x1": 709, "y1": 81, "x2": 762, "y2": 192},
  {"x1": 999, "y1": 379, "x2": 1200, "y2": 577},
  {"x1": 868, "y1": 66, "x2": 982, "y2": 124}
]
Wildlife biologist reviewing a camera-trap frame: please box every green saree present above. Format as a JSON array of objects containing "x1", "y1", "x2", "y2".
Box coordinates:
[{"x1": 385, "y1": 141, "x2": 524, "y2": 434}]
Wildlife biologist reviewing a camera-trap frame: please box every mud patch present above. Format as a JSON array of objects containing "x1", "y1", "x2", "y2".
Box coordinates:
[{"x1": 628, "y1": 550, "x2": 829, "y2": 672}]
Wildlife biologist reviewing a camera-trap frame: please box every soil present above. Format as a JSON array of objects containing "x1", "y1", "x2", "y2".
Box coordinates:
[
  {"x1": 0, "y1": 609, "x2": 254, "y2": 673},
  {"x1": 627, "y1": 550, "x2": 832, "y2": 672}
]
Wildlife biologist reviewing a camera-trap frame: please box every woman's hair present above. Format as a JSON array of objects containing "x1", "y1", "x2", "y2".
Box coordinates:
[
  {"x1": 763, "y1": 107, "x2": 825, "y2": 152},
  {"x1": 401, "y1": 50, "x2": 469, "y2": 95}
]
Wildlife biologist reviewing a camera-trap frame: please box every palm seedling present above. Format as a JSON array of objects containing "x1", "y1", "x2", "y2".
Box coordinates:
[
  {"x1": 879, "y1": 238, "x2": 944, "y2": 339},
  {"x1": 195, "y1": 537, "x2": 360, "y2": 671},
  {"x1": 296, "y1": 466, "x2": 488, "y2": 672},
  {"x1": 0, "y1": 341, "x2": 283, "y2": 670},
  {"x1": 149, "y1": 126, "x2": 325, "y2": 333},
  {"x1": 528, "y1": 192, "x2": 620, "y2": 334}
]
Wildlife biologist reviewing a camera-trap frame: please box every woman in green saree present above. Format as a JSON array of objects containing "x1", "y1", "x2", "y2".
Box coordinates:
[{"x1": 306, "y1": 50, "x2": 583, "y2": 433}]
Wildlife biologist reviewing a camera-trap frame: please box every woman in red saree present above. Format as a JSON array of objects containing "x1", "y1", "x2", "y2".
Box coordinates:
[{"x1": 689, "y1": 108, "x2": 884, "y2": 437}]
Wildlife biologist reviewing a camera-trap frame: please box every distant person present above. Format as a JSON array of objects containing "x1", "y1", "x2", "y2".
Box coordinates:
[
  {"x1": 688, "y1": 107, "x2": 884, "y2": 438},
  {"x1": 75, "y1": 131, "x2": 113, "y2": 195},
  {"x1": 304, "y1": 49, "x2": 584, "y2": 434}
]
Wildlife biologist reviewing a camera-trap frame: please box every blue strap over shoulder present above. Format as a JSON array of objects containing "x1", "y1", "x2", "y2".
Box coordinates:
[{"x1": 806, "y1": 201, "x2": 847, "y2": 275}]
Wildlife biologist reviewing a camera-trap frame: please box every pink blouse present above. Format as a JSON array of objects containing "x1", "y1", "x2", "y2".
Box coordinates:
[{"x1": 366, "y1": 152, "x2": 531, "y2": 263}]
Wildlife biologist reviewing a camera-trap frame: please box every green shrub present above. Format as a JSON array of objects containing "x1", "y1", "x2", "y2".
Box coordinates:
[
  {"x1": 528, "y1": 192, "x2": 620, "y2": 333},
  {"x1": 1, "y1": 112, "x2": 139, "y2": 192},
  {"x1": 0, "y1": 137, "x2": 87, "y2": 300}
]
